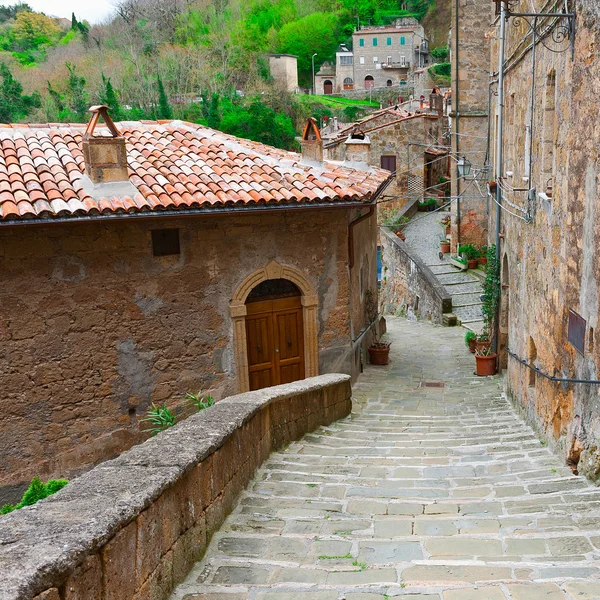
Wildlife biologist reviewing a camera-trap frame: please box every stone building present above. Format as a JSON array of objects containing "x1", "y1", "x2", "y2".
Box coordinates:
[
  {"x1": 352, "y1": 18, "x2": 430, "y2": 90},
  {"x1": 267, "y1": 54, "x2": 299, "y2": 92},
  {"x1": 324, "y1": 104, "x2": 447, "y2": 211},
  {"x1": 314, "y1": 61, "x2": 337, "y2": 95},
  {"x1": 449, "y1": 0, "x2": 491, "y2": 250},
  {"x1": 487, "y1": 0, "x2": 600, "y2": 482},
  {"x1": 0, "y1": 109, "x2": 389, "y2": 501}
]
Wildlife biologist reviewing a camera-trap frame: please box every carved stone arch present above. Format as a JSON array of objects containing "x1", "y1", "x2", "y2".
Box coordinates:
[{"x1": 230, "y1": 260, "x2": 319, "y2": 392}]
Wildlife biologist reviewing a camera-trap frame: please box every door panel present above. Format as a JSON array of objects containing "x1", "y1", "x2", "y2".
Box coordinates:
[{"x1": 245, "y1": 296, "x2": 305, "y2": 391}]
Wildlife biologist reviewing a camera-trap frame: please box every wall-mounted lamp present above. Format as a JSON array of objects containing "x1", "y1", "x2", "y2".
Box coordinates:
[{"x1": 457, "y1": 156, "x2": 471, "y2": 179}]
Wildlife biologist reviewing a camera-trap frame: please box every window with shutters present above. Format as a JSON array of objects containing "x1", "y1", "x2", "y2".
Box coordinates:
[{"x1": 380, "y1": 155, "x2": 396, "y2": 175}]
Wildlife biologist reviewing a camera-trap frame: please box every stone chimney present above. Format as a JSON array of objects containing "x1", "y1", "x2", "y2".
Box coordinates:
[
  {"x1": 82, "y1": 105, "x2": 129, "y2": 183},
  {"x1": 429, "y1": 93, "x2": 444, "y2": 117},
  {"x1": 343, "y1": 132, "x2": 371, "y2": 169},
  {"x1": 300, "y1": 117, "x2": 323, "y2": 163}
]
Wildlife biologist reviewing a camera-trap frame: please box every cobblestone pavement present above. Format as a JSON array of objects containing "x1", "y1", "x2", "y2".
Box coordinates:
[
  {"x1": 171, "y1": 318, "x2": 600, "y2": 600},
  {"x1": 403, "y1": 212, "x2": 484, "y2": 332}
]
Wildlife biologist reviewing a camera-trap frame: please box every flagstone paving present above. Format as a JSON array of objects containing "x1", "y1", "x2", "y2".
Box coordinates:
[{"x1": 171, "y1": 318, "x2": 600, "y2": 600}]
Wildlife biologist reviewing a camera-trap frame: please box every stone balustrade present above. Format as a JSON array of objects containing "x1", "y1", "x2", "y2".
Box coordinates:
[{"x1": 0, "y1": 375, "x2": 352, "y2": 600}]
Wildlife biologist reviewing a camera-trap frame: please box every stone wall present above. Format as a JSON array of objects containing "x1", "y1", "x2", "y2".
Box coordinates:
[
  {"x1": 0, "y1": 375, "x2": 352, "y2": 600},
  {"x1": 449, "y1": 0, "x2": 491, "y2": 251},
  {"x1": 0, "y1": 208, "x2": 373, "y2": 502},
  {"x1": 379, "y1": 227, "x2": 452, "y2": 323},
  {"x1": 488, "y1": 1, "x2": 600, "y2": 481}
]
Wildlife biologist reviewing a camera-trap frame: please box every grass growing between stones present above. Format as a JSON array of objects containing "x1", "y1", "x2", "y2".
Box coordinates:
[{"x1": 1, "y1": 477, "x2": 68, "y2": 515}]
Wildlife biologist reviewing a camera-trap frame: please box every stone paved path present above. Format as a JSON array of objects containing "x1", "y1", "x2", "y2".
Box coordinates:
[
  {"x1": 171, "y1": 318, "x2": 600, "y2": 600},
  {"x1": 403, "y1": 212, "x2": 485, "y2": 333}
]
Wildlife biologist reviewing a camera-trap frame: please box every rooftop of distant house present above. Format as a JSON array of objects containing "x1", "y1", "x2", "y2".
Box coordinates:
[{"x1": 0, "y1": 116, "x2": 391, "y2": 224}]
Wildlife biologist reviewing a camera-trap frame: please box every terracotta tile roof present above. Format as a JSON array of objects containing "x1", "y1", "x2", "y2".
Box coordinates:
[{"x1": 0, "y1": 121, "x2": 390, "y2": 222}]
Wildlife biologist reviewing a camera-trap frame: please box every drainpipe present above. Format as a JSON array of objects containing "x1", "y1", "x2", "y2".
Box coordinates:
[
  {"x1": 493, "y1": 0, "x2": 507, "y2": 356},
  {"x1": 454, "y1": 0, "x2": 460, "y2": 251}
]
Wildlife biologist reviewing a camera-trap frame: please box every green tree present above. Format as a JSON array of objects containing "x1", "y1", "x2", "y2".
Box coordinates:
[
  {"x1": 46, "y1": 80, "x2": 64, "y2": 112},
  {"x1": 157, "y1": 75, "x2": 173, "y2": 119},
  {"x1": 207, "y1": 92, "x2": 220, "y2": 129},
  {"x1": 0, "y1": 3, "x2": 31, "y2": 24},
  {"x1": 66, "y1": 62, "x2": 87, "y2": 120},
  {"x1": 12, "y1": 10, "x2": 61, "y2": 51},
  {"x1": 277, "y1": 12, "x2": 341, "y2": 86},
  {"x1": 100, "y1": 74, "x2": 122, "y2": 120},
  {"x1": 0, "y1": 62, "x2": 41, "y2": 122},
  {"x1": 431, "y1": 46, "x2": 449, "y2": 62}
]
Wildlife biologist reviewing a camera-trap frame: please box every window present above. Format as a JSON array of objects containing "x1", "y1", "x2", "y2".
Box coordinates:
[
  {"x1": 400, "y1": 36, "x2": 406, "y2": 45},
  {"x1": 380, "y1": 155, "x2": 396, "y2": 173},
  {"x1": 372, "y1": 37, "x2": 378, "y2": 46},
  {"x1": 359, "y1": 38, "x2": 364, "y2": 47},
  {"x1": 373, "y1": 56, "x2": 378, "y2": 63},
  {"x1": 339, "y1": 55, "x2": 353, "y2": 66},
  {"x1": 400, "y1": 55, "x2": 406, "y2": 66},
  {"x1": 386, "y1": 79, "x2": 393, "y2": 87},
  {"x1": 364, "y1": 75, "x2": 375, "y2": 89},
  {"x1": 359, "y1": 56, "x2": 365, "y2": 64},
  {"x1": 152, "y1": 229, "x2": 180, "y2": 257},
  {"x1": 387, "y1": 37, "x2": 392, "y2": 45},
  {"x1": 386, "y1": 56, "x2": 392, "y2": 64}
]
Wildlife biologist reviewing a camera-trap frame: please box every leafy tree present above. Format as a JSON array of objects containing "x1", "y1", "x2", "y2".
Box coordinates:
[
  {"x1": 277, "y1": 12, "x2": 341, "y2": 86},
  {"x1": 431, "y1": 46, "x2": 449, "y2": 62},
  {"x1": 157, "y1": 75, "x2": 173, "y2": 119},
  {"x1": 0, "y1": 2, "x2": 31, "y2": 24},
  {"x1": 0, "y1": 62, "x2": 40, "y2": 122},
  {"x1": 47, "y1": 80, "x2": 64, "y2": 112},
  {"x1": 12, "y1": 10, "x2": 61, "y2": 51},
  {"x1": 207, "y1": 92, "x2": 220, "y2": 129},
  {"x1": 66, "y1": 62, "x2": 88, "y2": 120},
  {"x1": 100, "y1": 74, "x2": 122, "y2": 120}
]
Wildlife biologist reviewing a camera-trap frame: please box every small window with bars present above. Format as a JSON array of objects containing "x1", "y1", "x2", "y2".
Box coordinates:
[
  {"x1": 380, "y1": 155, "x2": 397, "y2": 175},
  {"x1": 152, "y1": 229, "x2": 181, "y2": 257}
]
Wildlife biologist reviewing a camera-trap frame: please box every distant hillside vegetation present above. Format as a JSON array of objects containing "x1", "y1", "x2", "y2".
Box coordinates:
[{"x1": 422, "y1": 0, "x2": 451, "y2": 48}]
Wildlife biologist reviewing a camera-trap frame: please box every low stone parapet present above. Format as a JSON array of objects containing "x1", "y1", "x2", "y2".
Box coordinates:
[
  {"x1": 380, "y1": 226, "x2": 452, "y2": 324},
  {"x1": 0, "y1": 375, "x2": 352, "y2": 600}
]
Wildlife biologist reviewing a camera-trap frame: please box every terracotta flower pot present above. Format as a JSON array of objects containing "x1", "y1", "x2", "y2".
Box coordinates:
[
  {"x1": 467, "y1": 259, "x2": 479, "y2": 269},
  {"x1": 475, "y1": 340, "x2": 490, "y2": 354},
  {"x1": 368, "y1": 345, "x2": 390, "y2": 365},
  {"x1": 479, "y1": 257, "x2": 487, "y2": 266},
  {"x1": 475, "y1": 353, "x2": 497, "y2": 376},
  {"x1": 469, "y1": 339, "x2": 476, "y2": 353},
  {"x1": 440, "y1": 241, "x2": 450, "y2": 254}
]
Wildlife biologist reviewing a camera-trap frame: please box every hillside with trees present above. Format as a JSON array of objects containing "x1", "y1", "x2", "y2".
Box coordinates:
[{"x1": 0, "y1": 0, "x2": 449, "y2": 150}]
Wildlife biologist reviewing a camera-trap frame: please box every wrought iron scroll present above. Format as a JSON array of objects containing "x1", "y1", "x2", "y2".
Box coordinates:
[{"x1": 510, "y1": 9, "x2": 575, "y2": 57}]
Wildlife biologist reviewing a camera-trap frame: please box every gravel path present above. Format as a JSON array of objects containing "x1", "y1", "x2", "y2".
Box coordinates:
[{"x1": 170, "y1": 318, "x2": 600, "y2": 600}]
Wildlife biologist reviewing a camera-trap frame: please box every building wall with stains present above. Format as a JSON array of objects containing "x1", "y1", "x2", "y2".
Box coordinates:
[
  {"x1": 490, "y1": 1, "x2": 600, "y2": 482},
  {"x1": 0, "y1": 207, "x2": 375, "y2": 501},
  {"x1": 449, "y1": 0, "x2": 492, "y2": 251}
]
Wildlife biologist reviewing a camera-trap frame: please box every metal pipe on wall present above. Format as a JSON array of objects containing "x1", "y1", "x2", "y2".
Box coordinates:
[{"x1": 493, "y1": 0, "x2": 508, "y2": 357}]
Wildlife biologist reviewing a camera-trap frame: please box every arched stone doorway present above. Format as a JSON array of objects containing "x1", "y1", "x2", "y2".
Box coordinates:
[
  {"x1": 364, "y1": 75, "x2": 375, "y2": 89},
  {"x1": 230, "y1": 261, "x2": 319, "y2": 392},
  {"x1": 386, "y1": 79, "x2": 393, "y2": 87},
  {"x1": 343, "y1": 77, "x2": 354, "y2": 90},
  {"x1": 324, "y1": 80, "x2": 333, "y2": 94}
]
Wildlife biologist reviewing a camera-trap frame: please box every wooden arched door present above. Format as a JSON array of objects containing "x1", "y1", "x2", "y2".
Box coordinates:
[{"x1": 245, "y1": 279, "x2": 305, "y2": 391}]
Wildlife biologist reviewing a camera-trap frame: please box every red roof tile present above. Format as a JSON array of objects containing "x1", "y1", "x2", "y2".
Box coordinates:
[{"x1": 0, "y1": 121, "x2": 389, "y2": 223}]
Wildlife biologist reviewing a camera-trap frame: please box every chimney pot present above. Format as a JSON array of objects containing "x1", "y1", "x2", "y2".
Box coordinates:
[
  {"x1": 300, "y1": 117, "x2": 323, "y2": 163},
  {"x1": 82, "y1": 105, "x2": 129, "y2": 184}
]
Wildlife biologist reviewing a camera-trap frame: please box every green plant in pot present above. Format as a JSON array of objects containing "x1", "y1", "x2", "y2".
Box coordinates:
[
  {"x1": 381, "y1": 208, "x2": 409, "y2": 240},
  {"x1": 475, "y1": 245, "x2": 500, "y2": 376},
  {"x1": 465, "y1": 330, "x2": 476, "y2": 353},
  {"x1": 479, "y1": 246, "x2": 488, "y2": 265},
  {"x1": 458, "y1": 244, "x2": 480, "y2": 269},
  {"x1": 365, "y1": 289, "x2": 391, "y2": 365}
]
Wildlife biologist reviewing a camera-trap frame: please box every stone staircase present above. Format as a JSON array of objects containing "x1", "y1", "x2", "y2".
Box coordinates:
[{"x1": 427, "y1": 262, "x2": 485, "y2": 334}]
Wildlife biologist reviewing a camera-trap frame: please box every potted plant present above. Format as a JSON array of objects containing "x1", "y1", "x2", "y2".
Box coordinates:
[
  {"x1": 459, "y1": 244, "x2": 479, "y2": 269},
  {"x1": 440, "y1": 237, "x2": 451, "y2": 254},
  {"x1": 427, "y1": 198, "x2": 438, "y2": 212},
  {"x1": 380, "y1": 209, "x2": 409, "y2": 240},
  {"x1": 465, "y1": 330, "x2": 476, "y2": 353},
  {"x1": 475, "y1": 342, "x2": 497, "y2": 376},
  {"x1": 365, "y1": 289, "x2": 391, "y2": 365},
  {"x1": 475, "y1": 245, "x2": 500, "y2": 376},
  {"x1": 450, "y1": 255, "x2": 468, "y2": 271},
  {"x1": 418, "y1": 200, "x2": 428, "y2": 212},
  {"x1": 479, "y1": 246, "x2": 488, "y2": 266},
  {"x1": 487, "y1": 181, "x2": 497, "y2": 193}
]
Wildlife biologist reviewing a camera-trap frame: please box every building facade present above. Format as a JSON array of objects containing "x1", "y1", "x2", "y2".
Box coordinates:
[
  {"x1": 0, "y1": 112, "x2": 389, "y2": 502},
  {"x1": 268, "y1": 54, "x2": 299, "y2": 92},
  {"x1": 487, "y1": 0, "x2": 600, "y2": 482},
  {"x1": 449, "y1": 0, "x2": 491, "y2": 251}
]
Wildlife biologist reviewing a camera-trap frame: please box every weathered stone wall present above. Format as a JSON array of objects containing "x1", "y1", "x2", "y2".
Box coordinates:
[
  {"x1": 490, "y1": 1, "x2": 600, "y2": 481},
  {"x1": 0, "y1": 208, "x2": 371, "y2": 502},
  {"x1": 0, "y1": 375, "x2": 352, "y2": 600},
  {"x1": 379, "y1": 227, "x2": 452, "y2": 323},
  {"x1": 450, "y1": 0, "x2": 492, "y2": 251}
]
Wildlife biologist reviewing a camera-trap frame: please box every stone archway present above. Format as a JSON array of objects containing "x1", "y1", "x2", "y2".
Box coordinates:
[{"x1": 231, "y1": 260, "x2": 319, "y2": 392}]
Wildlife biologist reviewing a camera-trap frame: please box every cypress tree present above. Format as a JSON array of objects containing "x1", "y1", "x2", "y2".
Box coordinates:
[
  {"x1": 100, "y1": 73, "x2": 122, "y2": 120},
  {"x1": 157, "y1": 76, "x2": 172, "y2": 119},
  {"x1": 66, "y1": 62, "x2": 87, "y2": 121},
  {"x1": 207, "y1": 93, "x2": 220, "y2": 129}
]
